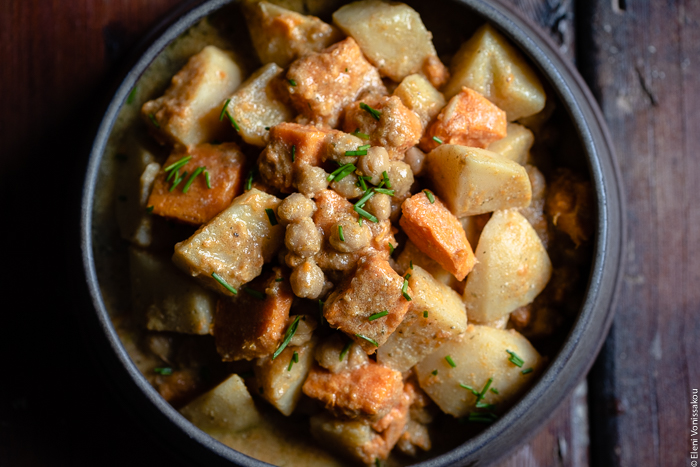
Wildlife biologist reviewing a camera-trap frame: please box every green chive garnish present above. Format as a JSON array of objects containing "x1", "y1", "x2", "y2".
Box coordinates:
[
  {"x1": 410, "y1": 260, "x2": 414, "y2": 269},
  {"x1": 219, "y1": 99, "x2": 231, "y2": 121},
  {"x1": 360, "y1": 102, "x2": 381, "y2": 120},
  {"x1": 445, "y1": 355, "x2": 456, "y2": 367},
  {"x1": 389, "y1": 243, "x2": 395, "y2": 254},
  {"x1": 432, "y1": 136, "x2": 443, "y2": 144},
  {"x1": 354, "y1": 205, "x2": 378, "y2": 223},
  {"x1": 467, "y1": 412, "x2": 498, "y2": 423},
  {"x1": 164, "y1": 155, "x2": 192, "y2": 172},
  {"x1": 146, "y1": 206, "x2": 154, "y2": 213},
  {"x1": 227, "y1": 112, "x2": 240, "y2": 132},
  {"x1": 289, "y1": 79, "x2": 297, "y2": 86},
  {"x1": 273, "y1": 315, "x2": 302, "y2": 360},
  {"x1": 182, "y1": 166, "x2": 205, "y2": 193},
  {"x1": 490, "y1": 387, "x2": 500, "y2": 394},
  {"x1": 275, "y1": 277, "x2": 284, "y2": 282},
  {"x1": 291, "y1": 145, "x2": 296, "y2": 162},
  {"x1": 245, "y1": 170, "x2": 254, "y2": 191},
  {"x1": 373, "y1": 187, "x2": 394, "y2": 196},
  {"x1": 244, "y1": 287, "x2": 265, "y2": 300},
  {"x1": 204, "y1": 170, "x2": 212, "y2": 189},
  {"x1": 460, "y1": 383, "x2": 480, "y2": 396},
  {"x1": 148, "y1": 113, "x2": 160, "y2": 128},
  {"x1": 154, "y1": 367, "x2": 172, "y2": 375},
  {"x1": 339, "y1": 340, "x2": 352, "y2": 361},
  {"x1": 432, "y1": 369, "x2": 438, "y2": 376},
  {"x1": 423, "y1": 189, "x2": 435, "y2": 204},
  {"x1": 265, "y1": 126, "x2": 270, "y2": 130},
  {"x1": 521, "y1": 368, "x2": 534, "y2": 375},
  {"x1": 265, "y1": 208, "x2": 278, "y2": 226},
  {"x1": 375, "y1": 459, "x2": 381, "y2": 467},
  {"x1": 327, "y1": 163, "x2": 356, "y2": 182},
  {"x1": 478, "y1": 378, "x2": 494, "y2": 400},
  {"x1": 357, "y1": 176, "x2": 368, "y2": 191},
  {"x1": 211, "y1": 272, "x2": 238, "y2": 295},
  {"x1": 368, "y1": 310, "x2": 389, "y2": 321},
  {"x1": 423, "y1": 310, "x2": 428, "y2": 318},
  {"x1": 345, "y1": 149, "x2": 368, "y2": 156},
  {"x1": 358, "y1": 144, "x2": 371, "y2": 150},
  {"x1": 127, "y1": 87, "x2": 137, "y2": 104},
  {"x1": 382, "y1": 171, "x2": 391, "y2": 188},
  {"x1": 288, "y1": 351, "x2": 299, "y2": 371},
  {"x1": 476, "y1": 400, "x2": 496, "y2": 410},
  {"x1": 355, "y1": 189, "x2": 374, "y2": 208},
  {"x1": 506, "y1": 350, "x2": 524, "y2": 368},
  {"x1": 401, "y1": 277, "x2": 411, "y2": 301},
  {"x1": 169, "y1": 171, "x2": 187, "y2": 192},
  {"x1": 338, "y1": 225, "x2": 345, "y2": 242},
  {"x1": 353, "y1": 129, "x2": 370, "y2": 140},
  {"x1": 355, "y1": 333, "x2": 379, "y2": 347}
]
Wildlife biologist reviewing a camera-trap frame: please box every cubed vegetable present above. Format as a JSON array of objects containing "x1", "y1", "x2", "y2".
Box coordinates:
[
  {"x1": 115, "y1": 142, "x2": 158, "y2": 247},
  {"x1": 395, "y1": 240, "x2": 454, "y2": 288},
  {"x1": 393, "y1": 74, "x2": 446, "y2": 130},
  {"x1": 487, "y1": 122, "x2": 534, "y2": 165}
]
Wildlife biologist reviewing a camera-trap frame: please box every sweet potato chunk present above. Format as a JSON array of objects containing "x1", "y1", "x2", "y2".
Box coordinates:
[
  {"x1": 545, "y1": 168, "x2": 594, "y2": 246},
  {"x1": 214, "y1": 268, "x2": 292, "y2": 360},
  {"x1": 286, "y1": 37, "x2": 386, "y2": 128},
  {"x1": 173, "y1": 188, "x2": 284, "y2": 296},
  {"x1": 225, "y1": 63, "x2": 296, "y2": 147},
  {"x1": 400, "y1": 192, "x2": 476, "y2": 280},
  {"x1": 323, "y1": 255, "x2": 411, "y2": 353},
  {"x1": 303, "y1": 360, "x2": 404, "y2": 420},
  {"x1": 487, "y1": 122, "x2": 534, "y2": 165},
  {"x1": 147, "y1": 143, "x2": 245, "y2": 226},
  {"x1": 342, "y1": 95, "x2": 422, "y2": 160},
  {"x1": 420, "y1": 87, "x2": 507, "y2": 152},
  {"x1": 393, "y1": 74, "x2": 446, "y2": 130},
  {"x1": 243, "y1": 1, "x2": 342, "y2": 67},
  {"x1": 142, "y1": 45, "x2": 242, "y2": 147}
]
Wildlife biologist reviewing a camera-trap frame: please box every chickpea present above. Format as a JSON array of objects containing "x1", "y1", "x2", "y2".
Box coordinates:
[
  {"x1": 315, "y1": 334, "x2": 369, "y2": 373},
  {"x1": 365, "y1": 193, "x2": 391, "y2": 221},
  {"x1": 329, "y1": 215, "x2": 372, "y2": 253},
  {"x1": 278, "y1": 193, "x2": 316, "y2": 223},
  {"x1": 325, "y1": 133, "x2": 364, "y2": 166},
  {"x1": 404, "y1": 146, "x2": 426, "y2": 176},
  {"x1": 330, "y1": 173, "x2": 363, "y2": 199},
  {"x1": 387, "y1": 160, "x2": 414, "y2": 197},
  {"x1": 285, "y1": 217, "x2": 322, "y2": 257},
  {"x1": 295, "y1": 164, "x2": 328, "y2": 197},
  {"x1": 358, "y1": 147, "x2": 390, "y2": 185},
  {"x1": 290, "y1": 260, "x2": 325, "y2": 299}
]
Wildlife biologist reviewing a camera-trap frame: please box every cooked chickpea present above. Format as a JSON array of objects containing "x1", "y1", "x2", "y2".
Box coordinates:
[
  {"x1": 285, "y1": 217, "x2": 322, "y2": 257},
  {"x1": 315, "y1": 334, "x2": 369, "y2": 374},
  {"x1": 330, "y1": 173, "x2": 363, "y2": 199},
  {"x1": 358, "y1": 147, "x2": 390, "y2": 185},
  {"x1": 295, "y1": 164, "x2": 328, "y2": 197},
  {"x1": 329, "y1": 215, "x2": 372, "y2": 253},
  {"x1": 290, "y1": 260, "x2": 325, "y2": 299},
  {"x1": 387, "y1": 160, "x2": 414, "y2": 197},
  {"x1": 325, "y1": 133, "x2": 364, "y2": 165},
  {"x1": 278, "y1": 193, "x2": 316, "y2": 223},
  {"x1": 365, "y1": 193, "x2": 391, "y2": 221},
  {"x1": 404, "y1": 146, "x2": 426, "y2": 176}
]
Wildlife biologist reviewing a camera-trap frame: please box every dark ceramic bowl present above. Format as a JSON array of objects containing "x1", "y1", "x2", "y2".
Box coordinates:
[{"x1": 81, "y1": 0, "x2": 624, "y2": 465}]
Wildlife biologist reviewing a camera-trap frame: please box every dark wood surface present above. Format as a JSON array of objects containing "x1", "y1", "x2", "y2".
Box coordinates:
[{"x1": 1, "y1": 0, "x2": 696, "y2": 466}]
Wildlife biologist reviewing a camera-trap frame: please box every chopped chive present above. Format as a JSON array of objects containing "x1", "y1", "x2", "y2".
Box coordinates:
[
  {"x1": 265, "y1": 126, "x2": 270, "y2": 130},
  {"x1": 360, "y1": 102, "x2": 381, "y2": 120},
  {"x1": 345, "y1": 68, "x2": 349, "y2": 72},
  {"x1": 243, "y1": 287, "x2": 265, "y2": 300},
  {"x1": 358, "y1": 144, "x2": 371, "y2": 150},
  {"x1": 389, "y1": 243, "x2": 395, "y2": 254},
  {"x1": 432, "y1": 136, "x2": 443, "y2": 144},
  {"x1": 467, "y1": 412, "x2": 498, "y2": 423},
  {"x1": 423, "y1": 189, "x2": 435, "y2": 204},
  {"x1": 355, "y1": 189, "x2": 374, "y2": 208},
  {"x1": 275, "y1": 277, "x2": 284, "y2": 282},
  {"x1": 339, "y1": 340, "x2": 352, "y2": 361},
  {"x1": 245, "y1": 170, "x2": 254, "y2": 191},
  {"x1": 204, "y1": 170, "x2": 212, "y2": 189},
  {"x1": 357, "y1": 176, "x2": 368, "y2": 191},
  {"x1": 432, "y1": 369, "x2": 438, "y2": 376},
  {"x1": 219, "y1": 99, "x2": 231, "y2": 121},
  {"x1": 460, "y1": 383, "x2": 480, "y2": 396},
  {"x1": 410, "y1": 260, "x2": 414, "y2": 269},
  {"x1": 423, "y1": 310, "x2": 428, "y2": 318},
  {"x1": 338, "y1": 225, "x2": 345, "y2": 242},
  {"x1": 375, "y1": 459, "x2": 381, "y2": 467},
  {"x1": 478, "y1": 378, "x2": 494, "y2": 400},
  {"x1": 182, "y1": 166, "x2": 205, "y2": 193},
  {"x1": 506, "y1": 350, "x2": 524, "y2": 368},
  {"x1": 476, "y1": 400, "x2": 496, "y2": 410},
  {"x1": 166, "y1": 169, "x2": 178, "y2": 182},
  {"x1": 291, "y1": 145, "x2": 296, "y2": 162},
  {"x1": 401, "y1": 277, "x2": 411, "y2": 301},
  {"x1": 164, "y1": 155, "x2": 192, "y2": 172},
  {"x1": 288, "y1": 351, "x2": 299, "y2": 371},
  {"x1": 445, "y1": 355, "x2": 456, "y2": 368},
  {"x1": 358, "y1": 218, "x2": 363, "y2": 227},
  {"x1": 148, "y1": 113, "x2": 160, "y2": 128},
  {"x1": 490, "y1": 387, "x2": 500, "y2": 394},
  {"x1": 368, "y1": 310, "x2": 389, "y2": 321},
  {"x1": 354, "y1": 205, "x2": 378, "y2": 223},
  {"x1": 154, "y1": 367, "x2": 173, "y2": 375},
  {"x1": 226, "y1": 111, "x2": 240, "y2": 132},
  {"x1": 265, "y1": 208, "x2": 278, "y2": 226},
  {"x1": 288, "y1": 79, "x2": 297, "y2": 87},
  {"x1": 327, "y1": 163, "x2": 356, "y2": 182},
  {"x1": 273, "y1": 315, "x2": 302, "y2": 359},
  {"x1": 115, "y1": 153, "x2": 127, "y2": 161},
  {"x1": 211, "y1": 272, "x2": 238, "y2": 295},
  {"x1": 345, "y1": 149, "x2": 368, "y2": 156},
  {"x1": 355, "y1": 333, "x2": 379, "y2": 347},
  {"x1": 169, "y1": 171, "x2": 187, "y2": 192},
  {"x1": 382, "y1": 171, "x2": 391, "y2": 188},
  {"x1": 373, "y1": 187, "x2": 394, "y2": 196},
  {"x1": 127, "y1": 87, "x2": 137, "y2": 104},
  {"x1": 352, "y1": 129, "x2": 370, "y2": 140},
  {"x1": 146, "y1": 206, "x2": 154, "y2": 213},
  {"x1": 521, "y1": 368, "x2": 534, "y2": 375}
]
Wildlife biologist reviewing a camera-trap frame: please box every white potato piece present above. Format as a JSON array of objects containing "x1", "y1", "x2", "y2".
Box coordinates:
[
  {"x1": 444, "y1": 24, "x2": 546, "y2": 121},
  {"x1": 486, "y1": 122, "x2": 534, "y2": 165},
  {"x1": 463, "y1": 210, "x2": 552, "y2": 323},
  {"x1": 142, "y1": 45, "x2": 243, "y2": 147},
  {"x1": 393, "y1": 74, "x2": 446, "y2": 130},
  {"x1": 225, "y1": 63, "x2": 295, "y2": 147},
  {"x1": 255, "y1": 338, "x2": 316, "y2": 416},
  {"x1": 415, "y1": 325, "x2": 542, "y2": 417},
  {"x1": 310, "y1": 413, "x2": 378, "y2": 464},
  {"x1": 426, "y1": 145, "x2": 532, "y2": 217},
  {"x1": 378, "y1": 266, "x2": 467, "y2": 372},
  {"x1": 395, "y1": 240, "x2": 454, "y2": 288},
  {"x1": 243, "y1": 1, "x2": 341, "y2": 67},
  {"x1": 332, "y1": 1, "x2": 445, "y2": 83},
  {"x1": 173, "y1": 189, "x2": 285, "y2": 296},
  {"x1": 130, "y1": 248, "x2": 216, "y2": 335},
  {"x1": 115, "y1": 143, "x2": 158, "y2": 248},
  {"x1": 180, "y1": 374, "x2": 260, "y2": 433}
]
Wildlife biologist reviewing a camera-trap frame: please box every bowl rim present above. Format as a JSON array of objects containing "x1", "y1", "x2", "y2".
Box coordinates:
[{"x1": 80, "y1": 0, "x2": 625, "y2": 465}]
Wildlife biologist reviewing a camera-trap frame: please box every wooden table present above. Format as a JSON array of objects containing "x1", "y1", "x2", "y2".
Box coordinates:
[{"x1": 1, "y1": 0, "x2": 697, "y2": 466}]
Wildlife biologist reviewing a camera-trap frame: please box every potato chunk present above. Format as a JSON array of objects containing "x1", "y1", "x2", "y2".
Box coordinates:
[
  {"x1": 393, "y1": 74, "x2": 446, "y2": 130},
  {"x1": 243, "y1": 1, "x2": 342, "y2": 67},
  {"x1": 426, "y1": 145, "x2": 532, "y2": 217},
  {"x1": 173, "y1": 188, "x2": 284, "y2": 296},
  {"x1": 254, "y1": 336, "x2": 316, "y2": 415},
  {"x1": 400, "y1": 192, "x2": 476, "y2": 280},
  {"x1": 147, "y1": 143, "x2": 245, "y2": 226},
  {"x1": 142, "y1": 45, "x2": 242, "y2": 147},
  {"x1": 214, "y1": 268, "x2": 292, "y2": 360},
  {"x1": 420, "y1": 87, "x2": 507, "y2": 152},
  {"x1": 115, "y1": 143, "x2": 158, "y2": 247},
  {"x1": 323, "y1": 255, "x2": 411, "y2": 353},
  {"x1": 487, "y1": 122, "x2": 534, "y2": 165},
  {"x1": 463, "y1": 210, "x2": 552, "y2": 323},
  {"x1": 130, "y1": 248, "x2": 216, "y2": 335},
  {"x1": 415, "y1": 325, "x2": 542, "y2": 417},
  {"x1": 342, "y1": 95, "x2": 422, "y2": 160},
  {"x1": 377, "y1": 266, "x2": 467, "y2": 372},
  {"x1": 303, "y1": 360, "x2": 404, "y2": 420},
  {"x1": 224, "y1": 63, "x2": 295, "y2": 147},
  {"x1": 332, "y1": 1, "x2": 448, "y2": 86},
  {"x1": 395, "y1": 240, "x2": 454, "y2": 288},
  {"x1": 180, "y1": 374, "x2": 260, "y2": 433},
  {"x1": 286, "y1": 37, "x2": 386, "y2": 128},
  {"x1": 444, "y1": 24, "x2": 546, "y2": 121}
]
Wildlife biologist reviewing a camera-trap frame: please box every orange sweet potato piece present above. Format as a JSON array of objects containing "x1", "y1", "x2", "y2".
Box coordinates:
[
  {"x1": 148, "y1": 143, "x2": 245, "y2": 225},
  {"x1": 213, "y1": 268, "x2": 293, "y2": 361},
  {"x1": 420, "y1": 87, "x2": 507, "y2": 152},
  {"x1": 400, "y1": 191, "x2": 476, "y2": 281}
]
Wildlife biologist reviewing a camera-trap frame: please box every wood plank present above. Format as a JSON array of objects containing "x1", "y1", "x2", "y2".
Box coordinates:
[{"x1": 579, "y1": 0, "x2": 700, "y2": 465}]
